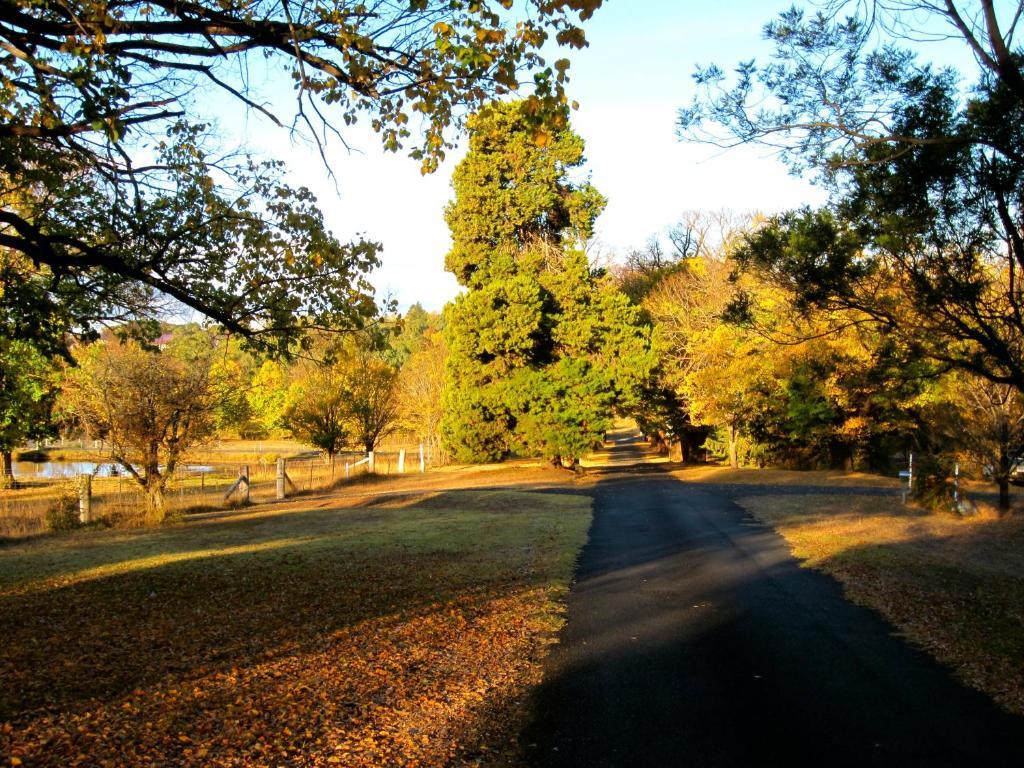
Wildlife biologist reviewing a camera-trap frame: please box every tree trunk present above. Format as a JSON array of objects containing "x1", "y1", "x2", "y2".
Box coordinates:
[
  {"x1": 671, "y1": 439, "x2": 685, "y2": 463},
  {"x1": 998, "y1": 440, "x2": 1012, "y2": 514},
  {"x1": 1, "y1": 450, "x2": 13, "y2": 488},
  {"x1": 145, "y1": 484, "x2": 166, "y2": 523},
  {"x1": 727, "y1": 423, "x2": 739, "y2": 469},
  {"x1": 144, "y1": 455, "x2": 166, "y2": 523}
]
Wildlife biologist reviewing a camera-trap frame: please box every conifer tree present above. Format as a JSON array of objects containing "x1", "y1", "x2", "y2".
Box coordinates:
[{"x1": 442, "y1": 102, "x2": 653, "y2": 464}]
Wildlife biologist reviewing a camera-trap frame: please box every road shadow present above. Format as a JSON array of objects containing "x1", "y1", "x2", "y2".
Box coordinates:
[{"x1": 522, "y1": 471, "x2": 1024, "y2": 768}]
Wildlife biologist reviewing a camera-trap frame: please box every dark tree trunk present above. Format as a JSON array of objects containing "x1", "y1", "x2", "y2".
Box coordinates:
[
  {"x1": 1, "y1": 450, "x2": 13, "y2": 487},
  {"x1": 998, "y1": 440, "x2": 1012, "y2": 513}
]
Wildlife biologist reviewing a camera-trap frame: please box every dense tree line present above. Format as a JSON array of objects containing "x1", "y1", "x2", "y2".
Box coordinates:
[
  {"x1": 654, "y1": 1, "x2": 1024, "y2": 510},
  {"x1": 618, "y1": 209, "x2": 1023, "y2": 511},
  {"x1": 30, "y1": 312, "x2": 442, "y2": 518},
  {"x1": 7, "y1": 1, "x2": 1023, "y2": 518}
]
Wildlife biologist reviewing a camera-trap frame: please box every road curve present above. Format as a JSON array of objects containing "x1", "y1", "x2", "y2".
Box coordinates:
[{"x1": 523, "y1": 471, "x2": 1024, "y2": 767}]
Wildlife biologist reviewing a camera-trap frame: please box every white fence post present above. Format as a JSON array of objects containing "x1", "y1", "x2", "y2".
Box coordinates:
[
  {"x1": 419, "y1": 443, "x2": 425, "y2": 473},
  {"x1": 398, "y1": 449, "x2": 405, "y2": 474},
  {"x1": 368, "y1": 451, "x2": 375, "y2": 474},
  {"x1": 78, "y1": 473, "x2": 92, "y2": 523}
]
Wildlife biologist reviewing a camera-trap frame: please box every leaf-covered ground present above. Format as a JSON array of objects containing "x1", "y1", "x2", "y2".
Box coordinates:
[
  {"x1": 736, "y1": 491, "x2": 1024, "y2": 717},
  {"x1": 0, "y1": 475, "x2": 591, "y2": 767}
]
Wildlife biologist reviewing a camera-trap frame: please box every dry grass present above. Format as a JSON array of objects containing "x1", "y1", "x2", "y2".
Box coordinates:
[
  {"x1": 0, "y1": 450, "x2": 430, "y2": 540},
  {"x1": 673, "y1": 464, "x2": 902, "y2": 488},
  {"x1": 736, "y1": 490, "x2": 1024, "y2": 716},
  {"x1": 0, "y1": 472, "x2": 591, "y2": 767}
]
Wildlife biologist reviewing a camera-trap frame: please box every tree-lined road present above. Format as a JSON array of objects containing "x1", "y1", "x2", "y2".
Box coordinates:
[{"x1": 525, "y1": 462, "x2": 1024, "y2": 766}]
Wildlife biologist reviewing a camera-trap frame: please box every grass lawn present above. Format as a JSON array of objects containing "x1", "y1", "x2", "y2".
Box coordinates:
[
  {"x1": 0, "y1": 474, "x2": 591, "y2": 767},
  {"x1": 726, "y1": 483, "x2": 1024, "y2": 717}
]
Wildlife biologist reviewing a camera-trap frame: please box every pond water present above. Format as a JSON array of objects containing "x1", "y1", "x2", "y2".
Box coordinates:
[{"x1": 11, "y1": 461, "x2": 217, "y2": 479}]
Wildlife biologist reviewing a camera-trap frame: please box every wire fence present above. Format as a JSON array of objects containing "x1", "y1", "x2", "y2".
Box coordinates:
[{"x1": 0, "y1": 448, "x2": 432, "y2": 539}]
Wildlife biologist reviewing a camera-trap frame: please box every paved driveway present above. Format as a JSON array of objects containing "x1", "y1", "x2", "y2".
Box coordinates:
[{"x1": 524, "y1": 471, "x2": 1024, "y2": 767}]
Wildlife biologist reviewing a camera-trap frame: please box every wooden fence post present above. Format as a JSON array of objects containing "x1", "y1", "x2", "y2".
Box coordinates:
[
  {"x1": 398, "y1": 449, "x2": 405, "y2": 474},
  {"x1": 78, "y1": 473, "x2": 92, "y2": 523},
  {"x1": 276, "y1": 458, "x2": 286, "y2": 500},
  {"x1": 242, "y1": 465, "x2": 250, "y2": 503}
]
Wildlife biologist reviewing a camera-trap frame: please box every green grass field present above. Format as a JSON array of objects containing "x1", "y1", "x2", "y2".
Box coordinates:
[{"x1": 0, "y1": 477, "x2": 591, "y2": 767}]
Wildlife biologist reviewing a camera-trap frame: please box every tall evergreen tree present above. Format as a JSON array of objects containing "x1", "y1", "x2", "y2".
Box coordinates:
[{"x1": 442, "y1": 101, "x2": 654, "y2": 464}]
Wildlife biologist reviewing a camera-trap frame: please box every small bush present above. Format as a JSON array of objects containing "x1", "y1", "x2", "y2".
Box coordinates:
[
  {"x1": 912, "y1": 453, "x2": 958, "y2": 511},
  {"x1": 14, "y1": 448, "x2": 49, "y2": 462},
  {"x1": 44, "y1": 492, "x2": 80, "y2": 532}
]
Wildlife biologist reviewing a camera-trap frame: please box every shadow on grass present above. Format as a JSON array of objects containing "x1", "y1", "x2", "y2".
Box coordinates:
[{"x1": 0, "y1": 487, "x2": 588, "y2": 728}]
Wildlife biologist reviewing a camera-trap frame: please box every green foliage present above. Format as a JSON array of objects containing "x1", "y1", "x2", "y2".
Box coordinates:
[
  {"x1": 210, "y1": 356, "x2": 254, "y2": 436},
  {"x1": 44, "y1": 490, "x2": 81, "y2": 533},
  {"x1": 388, "y1": 303, "x2": 443, "y2": 366},
  {"x1": 285, "y1": 366, "x2": 349, "y2": 460},
  {"x1": 0, "y1": 252, "x2": 79, "y2": 359},
  {"x1": 444, "y1": 101, "x2": 607, "y2": 287},
  {"x1": 0, "y1": 337, "x2": 55, "y2": 455},
  {"x1": 644, "y1": 241, "x2": 940, "y2": 471},
  {"x1": 506, "y1": 358, "x2": 614, "y2": 462},
  {"x1": 339, "y1": 347, "x2": 401, "y2": 453},
  {"x1": 285, "y1": 338, "x2": 401, "y2": 455},
  {"x1": 443, "y1": 102, "x2": 654, "y2": 463}
]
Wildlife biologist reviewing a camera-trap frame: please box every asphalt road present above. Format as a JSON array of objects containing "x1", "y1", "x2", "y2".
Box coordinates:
[{"x1": 523, "y1": 470, "x2": 1024, "y2": 767}]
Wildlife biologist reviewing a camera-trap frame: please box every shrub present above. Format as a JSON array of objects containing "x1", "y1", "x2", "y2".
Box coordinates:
[{"x1": 44, "y1": 490, "x2": 80, "y2": 532}]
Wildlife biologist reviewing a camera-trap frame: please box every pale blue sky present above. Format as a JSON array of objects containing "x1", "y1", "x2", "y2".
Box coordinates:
[{"x1": 200, "y1": 1, "x2": 971, "y2": 312}]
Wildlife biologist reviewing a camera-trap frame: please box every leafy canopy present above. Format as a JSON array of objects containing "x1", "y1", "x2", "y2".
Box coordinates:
[
  {"x1": 678, "y1": 2, "x2": 1024, "y2": 390},
  {"x1": 0, "y1": 338, "x2": 54, "y2": 457},
  {"x1": 1, "y1": 0, "x2": 604, "y2": 352}
]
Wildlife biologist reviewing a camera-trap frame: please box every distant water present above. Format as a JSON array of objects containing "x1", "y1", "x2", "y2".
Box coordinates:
[{"x1": 11, "y1": 461, "x2": 216, "y2": 479}]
